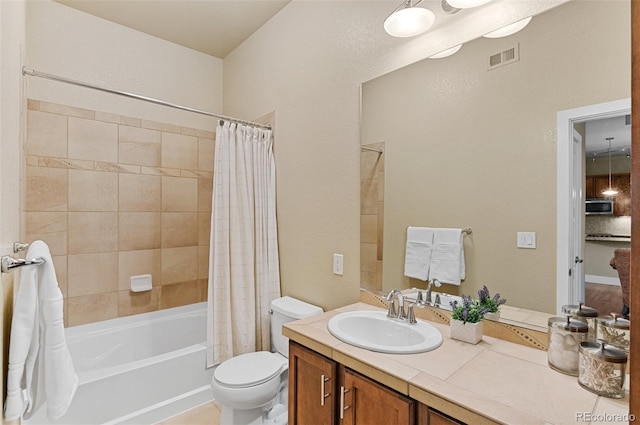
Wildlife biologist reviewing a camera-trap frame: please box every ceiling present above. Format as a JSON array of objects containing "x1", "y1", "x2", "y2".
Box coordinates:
[
  {"x1": 585, "y1": 115, "x2": 631, "y2": 158},
  {"x1": 52, "y1": 0, "x2": 470, "y2": 59},
  {"x1": 53, "y1": 0, "x2": 291, "y2": 58}
]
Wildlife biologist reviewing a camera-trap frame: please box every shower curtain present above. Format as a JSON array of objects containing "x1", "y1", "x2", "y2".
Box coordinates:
[{"x1": 206, "y1": 121, "x2": 281, "y2": 367}]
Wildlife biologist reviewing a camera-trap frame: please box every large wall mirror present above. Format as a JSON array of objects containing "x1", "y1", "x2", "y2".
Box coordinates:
[{"x1": 360, "y1": 0, "x2": 630, "y2": 320}]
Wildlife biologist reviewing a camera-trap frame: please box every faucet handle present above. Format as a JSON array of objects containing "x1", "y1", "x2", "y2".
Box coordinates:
[
  {"x1": 407, "y1": 303, "x2": 417, "y2": 324},
  {"x1": 395, "y1": 292, "x2": 406, "y2": 320},
  {"x1": 387, "y1": 298, "x2": 397, "y2": 318}
]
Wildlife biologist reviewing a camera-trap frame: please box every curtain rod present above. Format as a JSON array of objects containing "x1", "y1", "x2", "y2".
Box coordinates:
[{"x1": 22, "y1": 66, "x2": 271, "y2": 130}]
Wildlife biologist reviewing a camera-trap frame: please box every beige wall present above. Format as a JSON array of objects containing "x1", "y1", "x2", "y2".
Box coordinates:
[
  {"x1": 586, "y1": 155, "x2": 631, "y2": 175},
  {"x1": 0, "y1": 0, "x2": 25, "y2": 411},
  {"x1": 361, "y1": 1, "x2": 630, "y2": 313},
  {"x1": 26, "y1": 0, "x2": 223, "y2": 130},
  {"x1": 25, "y1": 99, "x2": 213, "y2": 326},
  {"x1": 222, "y1": 0, "x2": 566, "y2": 311}
]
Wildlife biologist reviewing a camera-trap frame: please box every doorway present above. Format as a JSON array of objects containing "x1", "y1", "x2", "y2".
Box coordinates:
[{"x1": 557, "y1": 98, "x2": 631, "y2": 314}]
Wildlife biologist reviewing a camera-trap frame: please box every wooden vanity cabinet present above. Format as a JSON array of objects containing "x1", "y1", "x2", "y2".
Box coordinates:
[
  {"x1": 289, "y1": 341, "x2": 338, "y2": 424},
  {"x1": 289, "y1": 341, "x2": 467, "y2": 425}
]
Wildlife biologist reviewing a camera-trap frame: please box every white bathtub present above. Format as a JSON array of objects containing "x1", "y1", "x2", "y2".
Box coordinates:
[{"x1": 24, "y1": 302, "x2": 214, "y2": 425}]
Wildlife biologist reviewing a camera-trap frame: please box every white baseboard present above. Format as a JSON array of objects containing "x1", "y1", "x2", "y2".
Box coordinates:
[{"x1": 585, "y1": 274, "x2": 620, "y2": 286}]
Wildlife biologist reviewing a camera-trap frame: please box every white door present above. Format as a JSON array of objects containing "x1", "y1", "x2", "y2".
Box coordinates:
[
  {"x1": 569, "y1": 129, "x2": 584, "y2": 303},
  {"x1": 557, "y1": 98, "x2": 631, "y2": 313}
]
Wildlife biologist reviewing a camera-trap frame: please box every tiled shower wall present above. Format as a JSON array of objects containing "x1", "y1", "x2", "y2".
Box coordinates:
[
  {"x1": 360, "y1": 142, "x2": 384, "y2": 293},
  {"x1": 25, "y1": 99, "x2": 214, "y2": 326}
]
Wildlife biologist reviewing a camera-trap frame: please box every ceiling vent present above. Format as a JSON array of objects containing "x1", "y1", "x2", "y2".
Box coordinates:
[{"x1": 488, "y1": 43, "x2": 520, "y2": 70}]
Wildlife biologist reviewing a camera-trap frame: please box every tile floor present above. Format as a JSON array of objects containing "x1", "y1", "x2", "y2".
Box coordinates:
[{"x1": 154, "y1": 401, "x2": 221, "y2": 425}]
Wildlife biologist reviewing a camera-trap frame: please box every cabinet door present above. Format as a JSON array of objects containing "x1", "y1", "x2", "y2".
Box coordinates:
[
  {"x1": 340, "y1": 368, "x2": 414, "y2": 425},
  {"x1": 289, "y1": 341, "x2": 337, "y2": 425},
  {"x1": 612, "y1": 173, "x2": 631, "y2": 216},
  {"x1": 417, "y1": 404, "x2": 466, "y2": 425},
  {"x1": 585, "y1": 176, "x2": 596, "y2": 198}
]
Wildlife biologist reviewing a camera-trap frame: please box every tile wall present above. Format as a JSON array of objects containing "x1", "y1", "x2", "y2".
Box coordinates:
[
  {"x1": 25, "y1": 99, "x2": 214, "y2": 326},
  {"x1": 360, "y1": 142, "x2": 384, "y2": 293}
]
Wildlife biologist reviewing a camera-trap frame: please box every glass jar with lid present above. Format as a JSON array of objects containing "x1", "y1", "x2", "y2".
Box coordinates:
[
  {"x1": 547, "y1": 316, "x2": 589, "y2": 376},
  {"x1": 578, "y1": 340, "x2": 627, "y2": 398},
  {"x1": 597, "y1": 313, "x2": 630, "y2": 353},
  {"x1": 562, "y1": 302, "x2": 598, "y2": 340}
]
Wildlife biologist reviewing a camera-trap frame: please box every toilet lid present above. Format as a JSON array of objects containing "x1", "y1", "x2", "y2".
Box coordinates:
[{"x1": 214, "y1": 351, "x2": 284, "y2": 388}]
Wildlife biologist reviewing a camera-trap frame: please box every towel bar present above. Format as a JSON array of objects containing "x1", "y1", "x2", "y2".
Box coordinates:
[
  {"x1": 1, "y1": 256, "x2": 45, "y2": 273},
  {"x1": 406, "y1": 227, "x2": 472, "y2": 235}
]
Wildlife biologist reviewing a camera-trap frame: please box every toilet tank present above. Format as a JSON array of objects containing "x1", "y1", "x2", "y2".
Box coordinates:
[{"x1": 271, "y1": 296, "x2": 323, "y2": 357}]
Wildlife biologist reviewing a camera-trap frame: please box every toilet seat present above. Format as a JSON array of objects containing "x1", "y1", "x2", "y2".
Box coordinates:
[{"x1": 214, "y1": 351, "x2": 284, "y2": 388}]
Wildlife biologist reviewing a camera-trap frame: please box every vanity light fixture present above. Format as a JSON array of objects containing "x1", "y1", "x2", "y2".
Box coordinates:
[
  {"x1": 445, "y1": 0, "x2": 493, "y2": 9},
  {"x1": 429, "y1": 44, "x2": 463, "y2": 59},
  {"x1": 602, "y1": 137, "x2": 619, "y2": 197},
  {"x1": 483, "y1": 16, "x2": 533, "y2": 38},
  {"x1": 384, "y1": 0, "x2": 436, "y2": 38}
]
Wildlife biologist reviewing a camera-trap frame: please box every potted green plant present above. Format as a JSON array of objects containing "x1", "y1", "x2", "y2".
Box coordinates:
[
  {"x1": 477, "y1": 285, "x2": 507, "y2": 321},
  {"x1": 449, "y1": 295, "x2": 489, "y2": 344}
]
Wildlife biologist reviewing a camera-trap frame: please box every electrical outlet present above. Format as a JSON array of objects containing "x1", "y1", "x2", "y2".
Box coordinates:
[{"x1": 333, "y1": 253, "x2": 344, "y2": 275}]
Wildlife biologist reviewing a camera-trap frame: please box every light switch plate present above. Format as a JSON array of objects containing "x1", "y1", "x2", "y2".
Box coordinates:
[
  {"x1": 333, "y1": 253, "x2": 344, "y2": 275},
  {"x1": 517, "y1": 232, "x2": 536, "y2": 249}
]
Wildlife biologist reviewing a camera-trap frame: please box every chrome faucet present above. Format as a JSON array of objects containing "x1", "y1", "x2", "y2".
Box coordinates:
[
  {"x1": 425, "y1": 278, "x2": 441, "y2": 306},
  {"x1": 385, "y1": 289, "x2": 406, "y2": 320}
]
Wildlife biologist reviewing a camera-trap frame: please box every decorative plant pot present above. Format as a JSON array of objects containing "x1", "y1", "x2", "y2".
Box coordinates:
[
  {"x1": 484, "y1": 311, "x2": 501, "y2": 321},
  {"x1": 450, "y1": 319, "x2": 483, "y2": 344}
]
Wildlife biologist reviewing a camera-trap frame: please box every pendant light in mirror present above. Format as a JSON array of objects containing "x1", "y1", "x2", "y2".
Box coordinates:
[
  {"x1": 483, "y1": 16, "x2": 532, "y2": 38},
  {"x1": 384, "y1": 0, "x2": 436, "y2": 38},
  {"x1": 602, "y1": 137, "x2": 619, "y2": 196}
]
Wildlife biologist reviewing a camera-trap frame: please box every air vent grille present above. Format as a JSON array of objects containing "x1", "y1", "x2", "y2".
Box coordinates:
[{"x1": 488, "y1": 43, "x2": 520, "y2": 70}]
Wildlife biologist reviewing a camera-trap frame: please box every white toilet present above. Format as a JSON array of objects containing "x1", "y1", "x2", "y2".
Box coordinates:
[{"x1": 210, "y1": 296, "x2": 323, "y2": 425}]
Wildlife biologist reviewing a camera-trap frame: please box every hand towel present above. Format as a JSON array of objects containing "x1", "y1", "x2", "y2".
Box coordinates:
[
  {"x1": 4, "y1": 241, "x2": 78, "y2": 421},
  {"x1": 403, "y1": 227, "x2": 434, "y2": 281},
  {"x1": 429, "y1": 228, "x2": 465, "y2": 285},
  {"x1": 4, "y1": 252, "x2": 39, "y2": 420}
]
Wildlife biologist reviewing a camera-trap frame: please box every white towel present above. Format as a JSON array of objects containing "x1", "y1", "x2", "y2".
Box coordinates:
[
  {"x1": 4, "y1": 241, "x2": 78, "y2": 421},
  {"x1": 403, "y1": 227, "x2": 434, "y2": 281},
  {"x1": 430, "y1": 228, "x2": 465, "y2": 285}
]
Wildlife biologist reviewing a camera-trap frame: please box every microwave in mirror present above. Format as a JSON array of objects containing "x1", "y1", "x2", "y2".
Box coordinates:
[{"x1": 585, "y1": 198, "x2": 614, "y2": 215}]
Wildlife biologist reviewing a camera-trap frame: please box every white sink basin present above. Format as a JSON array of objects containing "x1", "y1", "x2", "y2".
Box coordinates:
[{"x1": 327, "y1": 310, "x2": 443, "y2": 354}]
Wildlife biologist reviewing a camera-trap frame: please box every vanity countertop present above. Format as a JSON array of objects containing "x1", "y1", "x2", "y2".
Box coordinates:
[{"x1": 283, "y1": 302, "x2": 630, "y2": 425}]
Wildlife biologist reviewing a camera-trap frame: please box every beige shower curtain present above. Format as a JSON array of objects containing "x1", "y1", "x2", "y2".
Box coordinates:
[{"x1": 206, "y1": 121, "x2": 281, "y2": 367}]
